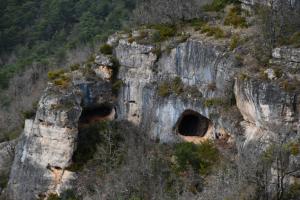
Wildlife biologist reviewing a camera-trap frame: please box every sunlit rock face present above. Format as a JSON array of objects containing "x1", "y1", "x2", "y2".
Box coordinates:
[
  {"x1": 7, "y1": 27, "x2": 300, "y2": 200},
  {"x1": 7, "y1": 70, "x2": 113, "y2": 199}
]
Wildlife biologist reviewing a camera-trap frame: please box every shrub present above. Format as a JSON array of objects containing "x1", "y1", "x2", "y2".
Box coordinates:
[
  {"x1": 230, "y1": 34, "x2": 240, "y2": 50},
  {"x1": 284, "y1": 183, "x2": 300, "y2": 199},
  {"x1": 204, "y1": 98, "x2": 224, "y2": 107},
  {"x1": 110, "y1": 56, "x2": 120, "y2": 81},
  {"x1": 174, "y1": 141, "x2": 219, "y2": 175},
  {"x1": 100, "y1": 44, "x2": 113, "y2": 55},
  {"x1": 48, "y1": 69, "x2": 65, "y2": 80},
  {"x1": 21, "y1": 110, "x2": 36, "y2": 119},
  {"x1": 151, "y1": 24, "x2": 176, "y2": 41},
  {"x1": 47, "y1": 194, "x2": 60, "y2": 200},
  {"x1": 288, "y1": 31, "x2": 300, "y2": 47},
  {"x1": 70, "y1": 63, "x2": 80, "y2": 71},
  {"x1": 0, "y1": 173, "x2": 9, "y2": 189},
  {"x1": 288, "y1": 142, "x2": 300, "y2": 156},
  {"x1": 173, "y1": 77, "x2": 184, "y2": 95},
  {"x1": 201, "y1": 25, "x2": 226, "y2": 39},
  {"x1": 60, "y1": 189, "x2": 79, "y2": 200},
  {"x1": 224, "y1": 6, "x2": 247, "y2": 28},
  {"x1": 158, "y1": 81, "x2": 171, "y2": 97},
  {"x1": 67, "y1": 121, "x2": 124, "y2": 172},
  {"x1": 112, "y1": 80, "x2": 123, "y2": 95},
  {"x1": 158, "y1": 77, "x2": 184, "y2": 97}
]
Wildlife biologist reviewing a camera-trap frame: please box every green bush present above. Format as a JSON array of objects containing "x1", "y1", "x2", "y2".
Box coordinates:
[
  {"x1": 158, "y1": 81, "x2": 171, "y2": 97},
  {"x1": 174, "y1": 141, "x2": 219, "y2": 175},
  {"x1": 100, "y1": 44, "x2": 113, "y2": 55},
  {"x1": 48, "y1": 69, "x2": 65, "y2": 80},
  {"x1": 224, "y1": 7, "x2": 247, "y2": 28},
  {"x1": 60, "y1": 189, "x2": 79, "y2": 200},
  {"x1": 230, "y1": 34, "x2": 240, "y2": 50},
  {"x1": 204, "y1": 98, "x2": 225, "y2": 107},
  {"x1": 158, "y1": 77, "x2": 184, "y2": 97},
  {"x1": 173, "y1": 77, "x2": 184, "y2": 95},
  {"x1": 288, "y1": 32, "x2": 300, "y2": 47},
  {"x1": 201, "y1": 25, "x2": 226, "y2": 39},
  {"x1": 21, "y1": 110, "x2": 36, "y2": 119},
  {"x1": 47, "y1": 194, "x2": 60, "y2": 200},
  {"x1": 70, "y1": 63, "x2": 80, "y2": 71},
  {"x1": 151, "y1": 24, "x2": 177, "y2": 42},
  {"x1": 67, "y1": 121, "x2": 124, "y2": 172},
  {"x1": 0, "y1": 173, "x2": 9, "y2": 189}
]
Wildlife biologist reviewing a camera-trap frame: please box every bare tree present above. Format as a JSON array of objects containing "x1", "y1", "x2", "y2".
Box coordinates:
[{"x1": 132, "y1": 0, "x2": 203, "y2": 25}]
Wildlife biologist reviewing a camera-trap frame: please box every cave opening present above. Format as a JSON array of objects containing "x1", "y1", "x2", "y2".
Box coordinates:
[
  {"x1": 79, "y1": 104, "x2": 116, "y2": 125},
  {"x1": 176, "y1": 110, "x2": 211, "y2": 137}
]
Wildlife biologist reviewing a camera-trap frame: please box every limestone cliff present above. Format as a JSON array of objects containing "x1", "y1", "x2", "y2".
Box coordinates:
[{"x1": 5, "y1": 27, "x2": 300, "y2": 199}]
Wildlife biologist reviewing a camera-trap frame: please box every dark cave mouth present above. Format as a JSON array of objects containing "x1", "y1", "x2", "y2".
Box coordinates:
[
  {"x1": 79, "y1": 104, "x2": 116, "y2": 124},
  {"x1": 176, "y1": 110, "x2": 211, "y2": 137}
]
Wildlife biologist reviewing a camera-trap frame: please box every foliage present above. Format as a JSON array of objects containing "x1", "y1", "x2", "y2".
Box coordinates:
[
  {"x1": 133, "y1": 0, "x2": 201, "y2": 25},
  {"x1": 202, "y1": 0, "x2": 240, "y2": 12},
  {"x1": 204, "y1": 98, "x2": 225, "y2": 107},
  {"x1": 0, "y1": 173, "x2": 9, "y2": 189},
  {"x1": 287, "y1": 32, "x2": 300, "y2": 48},
  {"x1": 150, "y1": 24, "x2": 177, "y2": 42},
  {"x1": 70, "y1": 63, "x2": 80, "y2": 71},
  {"x1": 224, "y1": 6, "x2": 247, "y2": 28},
  {"x1": 67, "y1": 121, "x2": 124, "y2": 172},
  {"x1": 283, "y1": 183, "x2": 300, "y2": 200},
  {"x1": 0, "y1": 0, "x2": 137, "y2": 89},
  {"x1": 201, "y1": 25, "x2": 226, "y2": 39},
  {"x1": 48, "y1": 69, "x2": 71, "y2": 88},
  {"x1": 112, "y1": 80, "x2": 123, "y2": 95},
  {"x1": 174, "y1": 141, "x2": 219, "y2": 175},
  {"x1": 48, "y1": 69, "x2": 66, "y2": 80},
  {"x1": 100, "y1": 44, "x2": 113, "y2": 55},
  {"x1": 60, "y1": 189, "x2": 80, "y2": 200},
  {"x1": 158, "y1": 77, "x2": 184, "y2": 97},
  {"x1": 255, "y1": 1, "x2": 300, "y2": 49},
  {"x1": 47, "y1": 194, "x2": 60, "y2": 200}
]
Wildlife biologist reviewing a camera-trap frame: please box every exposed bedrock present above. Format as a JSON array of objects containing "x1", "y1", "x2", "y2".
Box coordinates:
[
  {"x1": 115, "y1": 37, "x2": 240, "y2": 142},
  {"x1": 7, "y1": 70, "x2": 114, "y2": 199}
]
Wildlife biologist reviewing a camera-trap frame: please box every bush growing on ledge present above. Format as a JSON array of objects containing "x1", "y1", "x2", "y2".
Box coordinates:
[
  {"x1": 224, "y1": 6, "x2": 247, "y2": 28},
  {"x1": 158, "y1": 77, "x2": 184, "y2": 97},
  {"x1": 70, "y1": 63, "x2": 80, "y2": 71},
  {"x1": 48, "y1": 69, "x2": 65, "y2": 80},
  {"x1": 174, "y1": 141, "x2": 219, "y2": 175},
  {"x1": 48, "y1": 69, "x2": 71, "y2": 88},
  {"x1": 150, "y1": 24, "x2": 177, "y2": 42},
  {"x1": 230, "y1": 34, "x2": 240, "y2": 50},
  {"x1": 100, "y1": 44, "x2": 113, "y2": 55},
  {"x1": 201, "y1": 25, "x2": 226, "y2": 39},
  {"x1": 204, "y1": 98, "x2": 225, "y2": 107},
  {"x1": 0, "y1": 173, "x2": 9, "y2": 189},
  {"x1": 287, "y1": 32, "x2": 300, "y2": 48}
]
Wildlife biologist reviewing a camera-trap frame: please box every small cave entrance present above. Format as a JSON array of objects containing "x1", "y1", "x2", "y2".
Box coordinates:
[
  {"x1": 176, "y1": 110, "x2": 211, "y2": 137},
  {"x1": 79, "y1": 103, "x2": 116, "y2": 125}
]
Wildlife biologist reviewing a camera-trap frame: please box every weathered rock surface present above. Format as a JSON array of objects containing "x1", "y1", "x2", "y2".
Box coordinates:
[
  {"x1": 6, "y1": 27, "x2": 300, "y2": 199},
  {"x1": 7, "y1": 70, "x2": 113, "y2": 199}
]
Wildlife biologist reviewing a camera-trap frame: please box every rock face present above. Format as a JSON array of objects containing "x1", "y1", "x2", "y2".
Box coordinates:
[
  {"x1": 7, "y1": 70, "x2": 113, "y2": 199},
  {"x1": 115, "y1": 37, "x2": 239, "y2": 142},
  {"x1": 6, "y1": 28, "x2": 300, "y2": 199}
]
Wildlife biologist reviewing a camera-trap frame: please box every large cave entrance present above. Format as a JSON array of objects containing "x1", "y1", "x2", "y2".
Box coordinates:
[
  {"x1": 176, "y1": 110, "x2": 211, "y2": 137},
  {"x1": 79, "y1": 104, "x2": 116, "y2": 125}
]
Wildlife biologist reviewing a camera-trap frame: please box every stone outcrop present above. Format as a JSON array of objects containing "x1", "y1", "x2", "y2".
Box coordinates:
[
  {"x1": 7, "y1": 68, "x2": 113, "y2": 199},
  {"x1": 6, "y1": 27, "x2": 300, "y2": 199}
]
